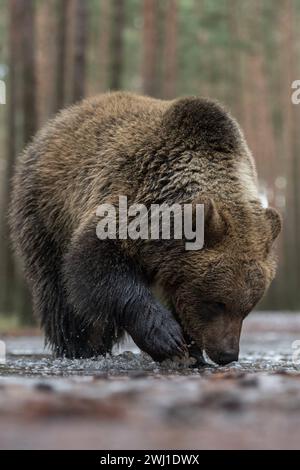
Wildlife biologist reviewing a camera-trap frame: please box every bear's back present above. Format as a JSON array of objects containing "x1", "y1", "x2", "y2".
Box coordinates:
[{"x1": 14, "y1": 92, "x2": 259, "y2": 242}]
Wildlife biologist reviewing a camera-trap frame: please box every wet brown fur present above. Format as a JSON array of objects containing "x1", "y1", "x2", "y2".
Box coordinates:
[{"x1": 9, "y1": 92, "x2": 281, "y2": 364}]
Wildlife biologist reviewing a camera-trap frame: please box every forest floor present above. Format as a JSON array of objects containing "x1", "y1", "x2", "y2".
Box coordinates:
[{"x1": 0, "y1": 312, "x2": 300, "y2": 450}]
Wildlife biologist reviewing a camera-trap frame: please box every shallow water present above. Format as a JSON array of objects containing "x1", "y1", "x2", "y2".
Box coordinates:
[
  {"x1": 0, "y1": 312, "x2": 300, "y2": 449},
  {"x1": 1, "y1": 312, "x2": 299, "y2": 378}
]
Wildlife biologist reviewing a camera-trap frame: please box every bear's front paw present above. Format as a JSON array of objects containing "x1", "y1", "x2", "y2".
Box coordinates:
[{"x1": 142, "y1": 314, "x2": 187, "y2": 362}]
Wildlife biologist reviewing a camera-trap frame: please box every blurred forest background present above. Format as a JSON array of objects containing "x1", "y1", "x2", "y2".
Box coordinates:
[{"x1": 0, "y1": 0, "x2": 300, "y2": 327}]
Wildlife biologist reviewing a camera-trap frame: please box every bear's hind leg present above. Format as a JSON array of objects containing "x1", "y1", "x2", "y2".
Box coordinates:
[
  {"x1": 12, "y1": 208, "x2": 105, "y2": 358},
  {"x1": 31, "y1": 240, "x2": 108, "y2": 358}
]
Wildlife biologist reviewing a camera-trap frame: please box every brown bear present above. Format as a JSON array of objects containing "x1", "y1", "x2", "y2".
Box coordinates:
[{"x1": 9, "y1": 92, "x2": 281, "y2": 365}]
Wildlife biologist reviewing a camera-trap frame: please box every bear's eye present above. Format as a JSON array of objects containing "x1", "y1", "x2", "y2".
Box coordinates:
[
  {"x1": 202, "y1": 301, "x2": 226, "y2": 313},
  {"x1": 212, "y1": 301, "x2": 226, "y2": 312}
]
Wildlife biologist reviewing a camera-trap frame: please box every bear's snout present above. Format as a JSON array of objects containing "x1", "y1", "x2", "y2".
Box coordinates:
[
  {"x1": 214, "y1": 349, "x2": 239, "y2": 366},
  {"x1": 200, "y1": 314, "x2": 242, "y2": 366}
]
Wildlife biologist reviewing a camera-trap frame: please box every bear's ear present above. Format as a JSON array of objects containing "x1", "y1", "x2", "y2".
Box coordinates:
[
  {"x1": 204, "y1": 199, "x2": 227, "y2": 247},
  {"x1": 189, "y1": 198, "x2": 226, "y2": 248},
  {"x1": 265, "y1": 207, "x2": 282, "y2": 242}
]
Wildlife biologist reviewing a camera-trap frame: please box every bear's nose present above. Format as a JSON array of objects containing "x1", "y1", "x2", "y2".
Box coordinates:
[{"x1": 217, "y1": 350, "x2": 239, "y2": 365}]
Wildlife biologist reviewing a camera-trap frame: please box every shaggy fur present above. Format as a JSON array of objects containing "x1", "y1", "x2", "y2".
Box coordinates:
[{"x1": 9, "y1": 92, "x2": 281, "y2": 364}]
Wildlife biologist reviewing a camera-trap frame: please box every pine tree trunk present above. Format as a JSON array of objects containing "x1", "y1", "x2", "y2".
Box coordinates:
[
  {"x1": 72, "y1": 0, "x2": 88, "y2": 102},
  {"x1": 0, "y1": 0, "x2": 21, "y2": 315},
  {"x1": 227, "y1": 0, "x2": 243, "y2": 119},
  {"x1": 162, "y1": 0, "x2": 178, "y2": 99},
  {"x1": 22, "y1": 0, "x2": 37, "y2": 143},
  {"x1": 0, "y1": 0, "x2": 37, "y2": 323},
  {"x1": 279, "y1": 0, "x2": 299, "y2": 309},
  {"x1": 36, "y1": 0, "x2": 57, "y2": 126},
  {"x1": 142, "y1": 0, "x2": 159, "y2": 96},
  {"x1": 110, "y1": 0, "x2": 125, "y2": 91},
  {"x1": 56, "y1": 0, "x2": 70, "y2": 110},
  {"x1": 98, "y1": 0, "x2": 110, "y2": 92}
]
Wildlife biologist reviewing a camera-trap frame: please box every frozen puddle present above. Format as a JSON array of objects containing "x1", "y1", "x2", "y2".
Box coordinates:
[{"x1": 0, "y1": 312, "x2": 300, "y2": 449}]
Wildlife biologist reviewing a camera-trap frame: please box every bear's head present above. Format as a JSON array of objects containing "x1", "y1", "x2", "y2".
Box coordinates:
[{"x1": 165, "y1": 199, "x2": 282, "y2": 365}]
